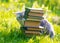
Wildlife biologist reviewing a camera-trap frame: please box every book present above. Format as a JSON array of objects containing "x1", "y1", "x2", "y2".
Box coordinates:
[
  {"x1": 26, "y1": 28, "x2": 41, "y2": 31},
  {"x1": 24, "y1": 20, "x2": 40, "y2": 27},
  {"x1": 26, "y1": 18, "x2": 41, "y2": 21},
  {"x1": 24, "y1": 26, "x2": 44, "y2": 29},
  {"x1": 30, "y1": 10, "x2": 44, "y2": 14},
  {"x1": 24, "y1": 26, "x2": 42, "y2": 31},
  {"x1": 26, "y1": 8, "x2": 44, "y2": 14},
  {"x1": 25, "y1": 30, "x2": 41, "y2": 35},
  {"x1": 24, "y1": 8, "x2": 30, "y2": 19},
  {"x1": 28, "y1": 12, "x2": 44, "y2": 17},
  {"x1": 28, "y1": 16, "x2": 44, "y2": 20}
]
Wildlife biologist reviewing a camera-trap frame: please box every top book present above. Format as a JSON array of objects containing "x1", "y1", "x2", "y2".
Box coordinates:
[
  {"x1": 28, "y1": 8, "x2": 43, "y2": 10},
  {"x1": 25, "y1": 8, "x2": 44, "y2": 14}
]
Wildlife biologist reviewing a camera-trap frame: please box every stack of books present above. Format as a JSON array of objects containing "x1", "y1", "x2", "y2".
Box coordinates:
[{"x1": 24, "y1": 8, "x2": 44, "y2": 36}]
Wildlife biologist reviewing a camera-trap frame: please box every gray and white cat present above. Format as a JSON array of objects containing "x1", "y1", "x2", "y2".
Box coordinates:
[{"x1": 39, "y1": 19, "x2": 55, "y2": 38}]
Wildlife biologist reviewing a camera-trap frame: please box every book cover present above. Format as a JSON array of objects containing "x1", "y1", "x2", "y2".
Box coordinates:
[
  {"x1": 26, "y1": 27, "x2": 41, "y2": 31},
  {"x1": 28, "y1": 12, "x2": 44, "y2": 17},
  {"x1": 25, "y1": 30, "x2": 41, "y2": 35},
  {"x1": 28, "y1": 16, "x2": 44, "y2": 20},
  {"x1": 30, "y1": 10, "x2": 44, "y2": 14},
  {"x1": 24, "y1": 20, "x2": 40, "y2": 27},
  {"x1": 26, "y1": 8, "x2": 44, "y2": 13}
]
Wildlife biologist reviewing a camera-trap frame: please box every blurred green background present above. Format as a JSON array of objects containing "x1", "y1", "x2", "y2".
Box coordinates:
[{"x1": 0, "y1": 0, "x2": 60, "y2": 43}]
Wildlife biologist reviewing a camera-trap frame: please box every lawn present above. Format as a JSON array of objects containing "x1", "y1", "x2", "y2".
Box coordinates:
[{"x1": 0, "y1": 0, "x2": 60, "y2": 43}]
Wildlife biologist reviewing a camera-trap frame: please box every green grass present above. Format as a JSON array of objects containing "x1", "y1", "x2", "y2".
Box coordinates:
[{"x1": 0, "y1": 2, "x2": 60, "y2": 43}]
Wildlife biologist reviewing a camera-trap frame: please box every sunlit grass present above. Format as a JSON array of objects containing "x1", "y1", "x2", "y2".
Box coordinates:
[{"x1": 0, "y1": 1, "x2": 60, "y2": 43}]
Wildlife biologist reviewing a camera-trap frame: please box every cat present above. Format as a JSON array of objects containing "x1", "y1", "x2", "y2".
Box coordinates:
[{"x1": 39, "y1": 19, "x2": 55, "y2": 38}]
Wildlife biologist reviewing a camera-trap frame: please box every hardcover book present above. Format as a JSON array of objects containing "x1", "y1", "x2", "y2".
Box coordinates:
[
  {"x1": 25, "y1": 30, "x2": 41, "y2": 35},
  {"x1": 28, "y1": 16, "x2": 44, "y2": 20},
  {"x1": 28, "y1": 12, "x2": 44, "y2": 17},
  {"x1": 26, "y1": 27, "x2": 41, "y2": 31},
  {"x1": 28, "y1": 8, "x2": 44, "y2": 14},
  {"x1": 24, "y1": 19, "x2": 40, "y2": 27}
]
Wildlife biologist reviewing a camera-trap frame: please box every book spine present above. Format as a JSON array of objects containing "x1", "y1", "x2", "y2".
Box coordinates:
[
  {"x1": 28, "y1": 13, "x2": 43, "y2": 17},
  {"x1": 25, "y1": 30, "x2": 40, "y2": 35},
  {"x1": 24, "y1": 8, "x2": 30, "y2": 19},
  {"x1": 24, "y1": 21, "x2": 40, "y2": 27},
  {"x1": 28, "y1": 16, "x2": 44, "y2": 20},
  {"x1": 27, "y1": 28, "x2": 41, "y2": 31},
  {"x1": 26, "y1": 18, "x2": 41, "y2": 21},
  {"x1": 30, "y1": 10, "x2": 44, "y2": 14},
  {"x1": 30, "y1": 11, "x2": 44, "y2": 14}
]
